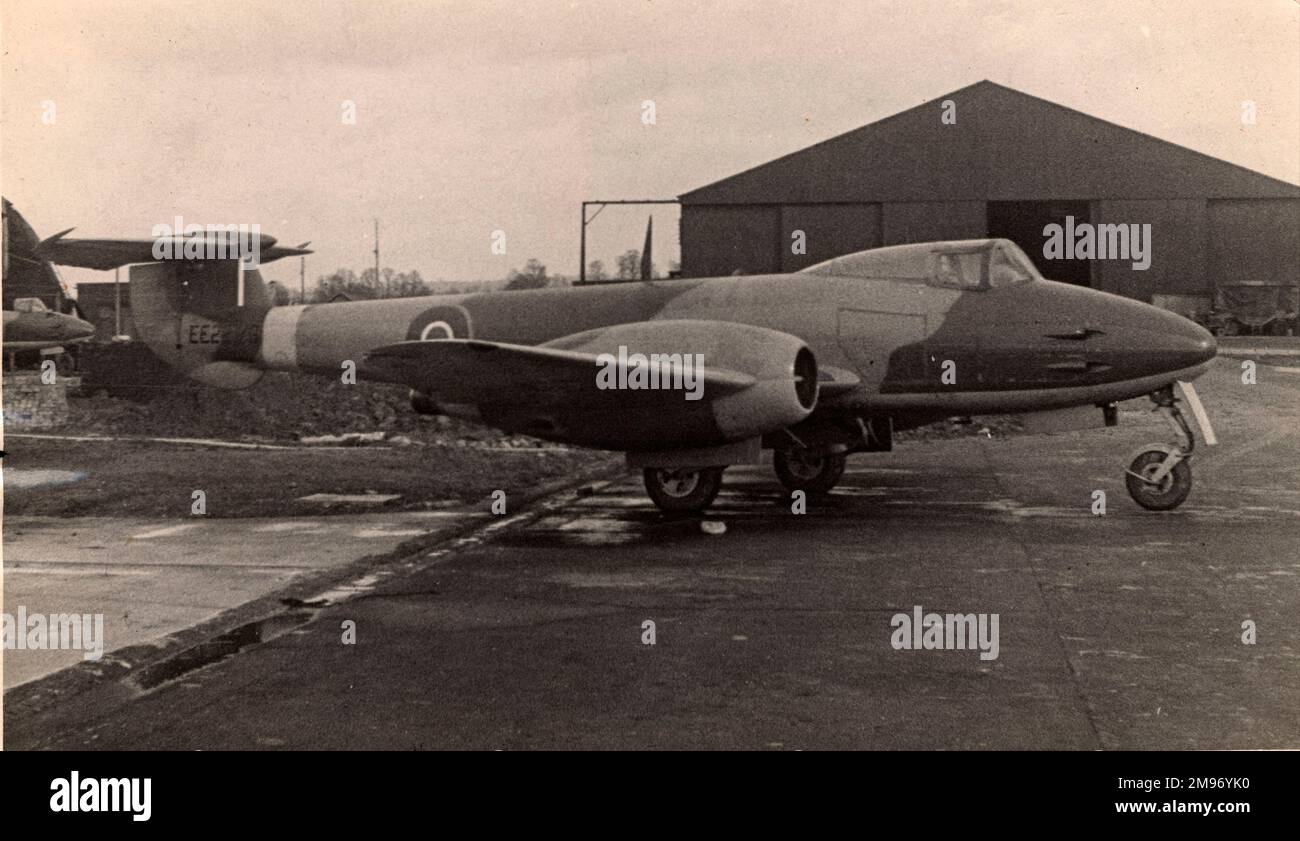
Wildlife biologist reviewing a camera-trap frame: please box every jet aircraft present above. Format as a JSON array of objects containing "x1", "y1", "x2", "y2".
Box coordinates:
[
  {"x1": 38, "y1": 221, "x2": 1218, "y2": 513},
  {"x1": 2, "y1": 297, "x2": 95, "y2": 352},
  {"x1": 2, "y1": 200, "x2": 96, "y2": 354}
]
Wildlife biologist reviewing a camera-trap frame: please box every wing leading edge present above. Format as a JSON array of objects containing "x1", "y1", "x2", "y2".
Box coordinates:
[{"x1": 363, "y1": 338, "x2": 756, "y2": 405}]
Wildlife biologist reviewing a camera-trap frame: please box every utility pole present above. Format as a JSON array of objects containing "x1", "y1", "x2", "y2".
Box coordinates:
[
  {"x1": 299, "y1": 254, "x2": 306, "y2": 303},
  {"x1": 114, "y1": 267, "x2": 121, "y2": 336},
  {"x1": 373, "y1": 218, "x2": 380, "y2": 292}
]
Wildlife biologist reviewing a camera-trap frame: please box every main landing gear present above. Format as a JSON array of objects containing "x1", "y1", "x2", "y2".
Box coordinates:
[
  {"x1": 774, "y1": 447, "x2": 847, "y2": 496},
  {"x1": 1124, "y1": 386, "x2": 1198, "y2": 511},
  {"x1": 642, "y1": 466, "x2": 726, "y2": 513},
  {"x1": 642, "y1": 449, "x2": 848, "y2": 513}
]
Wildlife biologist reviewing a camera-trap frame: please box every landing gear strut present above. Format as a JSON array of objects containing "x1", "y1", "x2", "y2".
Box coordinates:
[{"x1": 1124, "y1": 386, "x2": 1196, "y2": 511}]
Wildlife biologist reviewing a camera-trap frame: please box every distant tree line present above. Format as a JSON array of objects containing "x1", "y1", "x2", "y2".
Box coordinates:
[{"x1": 588, "y1": 250, "x2": 679, "y2": 281}]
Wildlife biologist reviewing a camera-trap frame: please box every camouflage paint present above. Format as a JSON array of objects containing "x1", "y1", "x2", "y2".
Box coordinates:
[{"x1": 127, "y1": 238, "x2": 1217, "y2": 449}]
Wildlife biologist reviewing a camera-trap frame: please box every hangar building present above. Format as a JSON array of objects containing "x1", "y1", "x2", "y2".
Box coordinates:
[{"x1": 678, "y1": 81, "x2": 1299, "y2": 321}]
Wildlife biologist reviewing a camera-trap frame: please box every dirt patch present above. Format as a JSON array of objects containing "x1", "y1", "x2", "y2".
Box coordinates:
[
  {"x1": 897, "y1": 415, "x2": 1026, "y2": 441},
  {"x1": 3, "y1": 437, "x2": 615, "y2": 518},
  {"x1": 62, "y1": 370, "x2": 546, "y2": 447}
]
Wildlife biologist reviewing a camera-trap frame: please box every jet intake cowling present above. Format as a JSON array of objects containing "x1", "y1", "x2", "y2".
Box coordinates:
[{"x1": 709, "y1": 343, "x2": 818, "y2": 440}]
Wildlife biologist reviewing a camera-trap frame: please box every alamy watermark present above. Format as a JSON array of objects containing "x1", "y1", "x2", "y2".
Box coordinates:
[
  {"x1": 1043, "y1": 215, "x2": 1151, "y2": 270},
  {"x1": 2, "y1": 606, "x2": 104, "y2": 661},
  {"x1": 890, "y1": 605, "x2": 999, "y2": 661},
  {"x1": 151, "y1": 216, "x2": 262, "y2": 266},
  {"x1": 595, "y1": 346, "x2": 704, "y2": 401},
  {"x1": 50, "y1": 772, "x2": 151, "y2": 821}
]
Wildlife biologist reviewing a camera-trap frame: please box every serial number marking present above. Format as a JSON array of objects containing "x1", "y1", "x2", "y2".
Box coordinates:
[{"x1": 185, "y1": 324, "x2": 261, "y2": 345}]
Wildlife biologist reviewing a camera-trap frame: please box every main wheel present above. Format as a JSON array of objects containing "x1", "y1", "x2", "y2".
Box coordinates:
[
  {"x1": 774, "y1": 449, "x2": 847, "y2": 496},
  {"x1": 1125, "y1": 450, "x2": 1192, "y2": 511},
  {"x1": 643, "y1": 466, "x2": 725, "y2": 513}
]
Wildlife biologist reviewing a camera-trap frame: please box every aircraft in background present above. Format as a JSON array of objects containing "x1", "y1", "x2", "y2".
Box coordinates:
[
  {"x1": 37, "y1": 214, "x2": 1218, "y2": 513},
  {"x1": 1, "y1": 199, "x2": 309, "y2": 374},
  {"x1": 2, "y1": 297, "x2": 95, "y2": 352},
  {"x1": 35, "y1": 227, "x2": 313, "y2": 270},
  {"x1": 2, "y1": 200, "x2": 96, "y2": 356}
]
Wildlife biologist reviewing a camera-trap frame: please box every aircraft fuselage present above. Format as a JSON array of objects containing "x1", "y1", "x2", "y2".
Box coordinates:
[{"x1": 256, "y1": 269, "x2": 1216, "y2": 418}]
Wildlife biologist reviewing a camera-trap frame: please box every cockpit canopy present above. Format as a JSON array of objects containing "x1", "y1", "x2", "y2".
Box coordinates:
[
  {"x1": 12, "y1": 297, "x2": 51, "y2": 313},
  {"x1": 800, "y1": 238, "x2": 1041, "y2": 290}
]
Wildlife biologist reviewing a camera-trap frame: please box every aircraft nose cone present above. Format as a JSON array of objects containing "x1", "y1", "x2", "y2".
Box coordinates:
[
  {"x1": 1156, "y1": 307, "x2": 1217, "y2": 368},
  {"x1": 1138, "y1": 302, "x2": 1216, "y2": 374},
  {"x1": 1188, "y1": 325, "x2": 1217, "y2": 365},
  {"x1": 65, "y1": 317, "x2": 96, "y2": 340}
]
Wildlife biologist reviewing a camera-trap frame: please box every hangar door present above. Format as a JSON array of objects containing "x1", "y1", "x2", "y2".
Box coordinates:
[
  {"x1": 1208, "y1": 200, "x2": 1300, "y2": 287},
  {"x1": 987, "y1": 200, "x2": 1092, "y2": 287},
  {"x1": 680, "y1": 205, "x2": 780, "y2": 278},
  {"x1": 1208, "y1": 199, "x2": 1300, "y2": 331}
]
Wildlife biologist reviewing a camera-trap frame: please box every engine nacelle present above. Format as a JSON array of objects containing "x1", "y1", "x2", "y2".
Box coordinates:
[
  {"x1": 501, "y1": 319, "x2": 819, "y2": 450},
  {"x1": 710, "y1": 343, "x2": 817, "y2": 439}
]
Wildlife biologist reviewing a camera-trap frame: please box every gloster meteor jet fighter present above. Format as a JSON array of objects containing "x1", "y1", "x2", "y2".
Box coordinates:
[
  {"x1": 50, "y1": 233, "x2": 1220, "y2": 513},
  {"x1": 2, "y1": 298, "x2": 95, "y2": 351}
]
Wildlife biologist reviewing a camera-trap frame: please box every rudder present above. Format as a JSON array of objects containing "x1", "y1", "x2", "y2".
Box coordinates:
[{"x1": 130, "y1": 259, "x2": 268, "y2": 388}]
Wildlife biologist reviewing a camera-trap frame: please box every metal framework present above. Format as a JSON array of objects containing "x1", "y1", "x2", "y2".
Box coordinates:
[{"x1": 578, "y1": 199, "x2": 679, "y2": 284}]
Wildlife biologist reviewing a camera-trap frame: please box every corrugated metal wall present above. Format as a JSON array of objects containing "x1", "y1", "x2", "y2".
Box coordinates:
[
  {"x1": 1207, "y1": 199, "x2": 1300, "y2": 287},
  {"x1": 680, "y1": 205, "x2": 780, "y2": 277},
  {"x1": 881, "y1": 201, "x2": 986, "y2": 246},
  {"x1": 779, "y1": 204, "x2": 881, "y2": 271},
  {"x1": 1090, "y1": 200, "x2": 1207, "y2": 301}
]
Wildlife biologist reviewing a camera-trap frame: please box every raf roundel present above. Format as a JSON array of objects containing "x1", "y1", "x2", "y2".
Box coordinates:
[
  {"x1": 406, "y1": 305, "x2": 472, "y2": 342},
  {"x1": 420, "y1": 321, "x2": 454, "y2": 341}
]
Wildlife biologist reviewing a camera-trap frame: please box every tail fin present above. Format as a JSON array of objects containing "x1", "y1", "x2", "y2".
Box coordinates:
[{"x1": 130, "y1": 259, "x2": 268, "y2": 388}]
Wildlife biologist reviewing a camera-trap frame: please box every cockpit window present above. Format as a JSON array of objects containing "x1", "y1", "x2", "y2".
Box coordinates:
[
  {"x1": 930, "y1": 242, "x2": 1038, "y2": 290},
  {"x1": 931, "y1": 251, "x2": 985, "y2": 289},
  {"x1": 988, "y1": 241, "x2": 1036, "y2": 288},
  {"x1": 13, "y1": 298, "x2": 49, "y2": 313}
]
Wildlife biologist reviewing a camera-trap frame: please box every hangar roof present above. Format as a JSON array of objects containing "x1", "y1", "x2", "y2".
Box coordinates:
[{"x1": 680, "y1": 81, "x2": 1300, "y2": 204}]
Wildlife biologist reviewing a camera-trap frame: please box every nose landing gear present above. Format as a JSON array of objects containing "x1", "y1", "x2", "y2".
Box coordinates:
[{"x1": 1124, "y1": 385, "x2": 1198, "y2": 511}]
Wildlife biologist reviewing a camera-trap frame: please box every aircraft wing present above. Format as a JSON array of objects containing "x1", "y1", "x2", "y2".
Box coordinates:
[
  {"x1": 364, "y1": 337, "x2": 756, "y2": 405},
  {"x1": 37, "y1": 231, "x2": 311, "y2": 270},
  {"x1": 362, "y1": 319, "x2": 822, "y2": 448},
  {"x1": 817, "y1": 365, "x2": 861, "y2": 396}
]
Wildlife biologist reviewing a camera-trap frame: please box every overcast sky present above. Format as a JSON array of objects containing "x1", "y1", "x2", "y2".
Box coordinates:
[{"x1": 2, "y1": 0, "x2": 1297, "y2": 292}]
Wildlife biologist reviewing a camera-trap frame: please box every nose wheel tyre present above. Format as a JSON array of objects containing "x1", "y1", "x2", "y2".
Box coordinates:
[
  {"x1": 774, "y1": 449, "x2": 847, "y2": 496},
  {"x1": 1125, "y1": 450, "x2": 1193, "y2": 511},
  {"x1": 643, "y1": 466, "x2": 725, "y2": 513}
]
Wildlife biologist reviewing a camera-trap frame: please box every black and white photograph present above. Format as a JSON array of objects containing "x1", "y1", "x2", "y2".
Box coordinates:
[{"x1": 1, "y1": 0, "x2": 1297, "y2": 789}]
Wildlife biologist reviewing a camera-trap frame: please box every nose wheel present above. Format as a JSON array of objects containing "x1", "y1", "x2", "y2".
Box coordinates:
[
  {"x1": 1125, "y1": 449, "x2": 1193, "y2": 510},
  {"x1": 1124, "y1": 387, "x2": 1197, "y2": 511}
]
